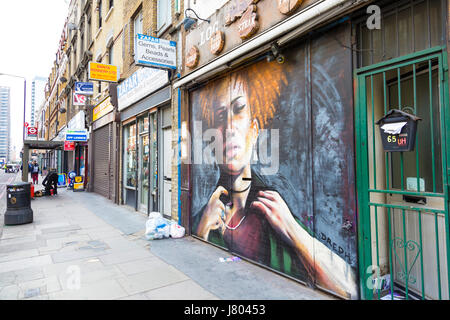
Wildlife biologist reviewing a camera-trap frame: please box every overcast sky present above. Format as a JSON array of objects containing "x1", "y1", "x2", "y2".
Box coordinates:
[{"x1": 0, "y1": 0, "x2": 69, "y2": 160}]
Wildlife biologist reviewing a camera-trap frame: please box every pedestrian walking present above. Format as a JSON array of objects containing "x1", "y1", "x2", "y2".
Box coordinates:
[{"x1": 30, "y1": 160, "x2": 40, "y2": 184}]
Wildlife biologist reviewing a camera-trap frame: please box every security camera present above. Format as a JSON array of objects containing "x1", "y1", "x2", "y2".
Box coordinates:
[{"x1": 276, "y1": 54, "x2": 285, "y2": 64}]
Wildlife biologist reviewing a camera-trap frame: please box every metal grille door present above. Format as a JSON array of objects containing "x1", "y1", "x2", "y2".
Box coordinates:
[
  {"x1": 356, "y1": 47, "x2": 450, "y2": 300},
  {"x1": 93, "y1": 124, "x2": 111, "y2": 199}
]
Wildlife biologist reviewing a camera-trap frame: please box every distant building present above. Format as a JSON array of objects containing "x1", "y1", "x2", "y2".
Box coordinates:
[
  {"x1": 31, "y1": 76, "x2": 46, "y2": 127},
  {"x1": 0, "y1": 86, "x2": 10, "y2": 161}
]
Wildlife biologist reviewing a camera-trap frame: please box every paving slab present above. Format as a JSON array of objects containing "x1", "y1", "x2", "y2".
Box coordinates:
[
  {"x1": 0, "y1": 248, "x2": 40, "y2": 263},
  {"x1": 144, "y1": 279, "x2": 218, "y2": 300},
  {"x1": 116, "y1": 267, "x2": 189, "y2": 296},
  {"x1": 51, "y1": 246, "x2": 110, "y2": 263},
  {"x1": 49, "y1": 279, "x2": 128, "y2": 300},
  {"x1": 17, "y1": 275, "x2": 61, "y2": 298},
  {"x1": 98, "y1": 248, "x2": 152, "y2": 266},
  {"x1": 0, "y1": 255, "x2": 53, "y2": 274}
]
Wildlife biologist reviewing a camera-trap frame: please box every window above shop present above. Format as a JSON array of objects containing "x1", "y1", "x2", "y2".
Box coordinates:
[{"x1": 354, "y1": 0, "x2": 446, "y2": 68}]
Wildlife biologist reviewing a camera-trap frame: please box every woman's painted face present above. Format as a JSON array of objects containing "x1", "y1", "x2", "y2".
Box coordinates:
[{"x1": 213, "y1": 77, "x2": 258, "y2": 175}]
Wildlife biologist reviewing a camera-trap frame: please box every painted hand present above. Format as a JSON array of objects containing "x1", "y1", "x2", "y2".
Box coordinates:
[
  {"x1": 196, "y1": 186, "x2": 229, "y2": 240},
  {"x1": 250, "y1": 190, "x2": 297, "y2": 246}
]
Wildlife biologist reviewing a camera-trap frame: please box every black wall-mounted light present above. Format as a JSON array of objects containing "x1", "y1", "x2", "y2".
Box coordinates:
[{"x1": 183, "y1": 8, "x2": 210, "y2": 31}]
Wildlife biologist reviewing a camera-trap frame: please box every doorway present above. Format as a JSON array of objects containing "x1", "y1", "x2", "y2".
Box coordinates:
[
  {"x1": 160, "y1": 106, "x2": 172, "y2": 218},
  {"x1": 356, "y1": 47, "x2": 450, "y2": 300}
]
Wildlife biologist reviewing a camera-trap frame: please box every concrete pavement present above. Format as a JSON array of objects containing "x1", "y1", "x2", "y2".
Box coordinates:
[{"x1": 0, "y1": 179, "x2": 334, "y2": 300}]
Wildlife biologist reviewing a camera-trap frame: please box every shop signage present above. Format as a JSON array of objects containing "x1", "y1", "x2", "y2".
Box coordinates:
[
  {"x1": 73, "y1": 93, "x2": 87, "y2": 106},
  {"x1": 57, "y1": 173, "x2": 67, "y2": 187},
  {"x1": 27, "y1": 127, "x2": 38, "y2": 138},
  {"x1": 186, "y1": 46, "x2": 200, "y2": 68},
  {"x1": 64, "y1": 141, "x2": 75, "y2": 151},
  {"x1": 117, "y1": 67, "x2": 169, "y2": 111},
  {"x1": 73, "y1": 176, "x2": 84, "y2": 192},
  {"x1": 183, "y1": 0, "x2": 317, "y2": 74},
  {"x1": 74, "y1": 82, "x2": 94, "y2": 95},
  {"x1": 88, "y1": 62, "x2": 119, "y2": 82},
  {"x1": 67, "y1": 111, "x2": 85, "y2": 130},
  {"x1": 237, "y1": 5, "x2": 259, "y2": 40},
  {"x1": 278, "y1": 0, "x2": 304, "y2": 15},
  {"x1": 210, "y1": 31, "x2": 225, "y2": 55},
  {"x1": 135, "y1": 34, "x2": 177, "y2": 70},
  {"x1": 65, "y1": 129, "x2": 88, "y2": 142},
  {"x1": 93, "y1": 97, "x2": 114, "y2": 122},
  {"x1": 225, "y1": 0, "x2": 260, "y2": 25}
]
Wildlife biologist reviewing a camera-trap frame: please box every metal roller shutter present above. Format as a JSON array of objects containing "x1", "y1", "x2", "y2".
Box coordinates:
[{"x1": 93, "y1": 124, "x2": 110, "y2": 198}]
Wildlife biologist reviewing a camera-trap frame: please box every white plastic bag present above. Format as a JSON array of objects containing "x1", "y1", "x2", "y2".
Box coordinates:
[
  {"x1": 145, "y1": 212, "x2": 170, "y2": 240},
  {"x1": 169, "y1": 223, "x2": 185, "y2": 238}
]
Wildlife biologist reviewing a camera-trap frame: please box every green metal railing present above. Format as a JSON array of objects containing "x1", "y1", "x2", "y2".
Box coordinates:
[{"x1": 356, "y1": 47, "x2": 450, "y2": 300}]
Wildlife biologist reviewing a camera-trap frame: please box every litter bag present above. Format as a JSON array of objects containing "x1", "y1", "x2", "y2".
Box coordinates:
[
  {"x1": 145, "y1": 212, "x2": 170, "y2": 240},
  {"x1": 169, "y1": 223, "x2": 185, "y2": 238}
]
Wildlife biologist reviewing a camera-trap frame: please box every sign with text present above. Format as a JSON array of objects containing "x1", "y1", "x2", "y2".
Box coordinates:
[
  {"x1": 88, "y1": 62, "x2": 119, "y2": 82},
  {"x1": 135, "y1": 34, "x2": 177, "y2": 70},
  {"x1": 74, "y1": 82, "x2": 94, "y2": 95},
  {"x1": 93, "y1": 97, "x2": 114, "y2": 122},
  {"x1": 117, "y1": 67, "x2": 169, "y2": 111},
  {"x1": 64, "y1": 141, "x2": 75, "y2": 151},
  {"x1": 65, "y1": 129, "x2": 88, "y2": 142}
]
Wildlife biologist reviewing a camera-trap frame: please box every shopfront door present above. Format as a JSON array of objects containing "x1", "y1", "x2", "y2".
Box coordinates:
[
  {"x1": 356, "y1": 47, "x2": 450, "y2": 300},
  {"x1": 160, "y1": 107, "x2": 172, "y2": 218},
  {"x1": 138, "y1": 116, "x2": 149, "y2": 212}
]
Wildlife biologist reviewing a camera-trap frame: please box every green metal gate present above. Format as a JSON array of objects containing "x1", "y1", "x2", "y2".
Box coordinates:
[{"x1": 356, "y1": 46, "x2": 450, "y2": 300}]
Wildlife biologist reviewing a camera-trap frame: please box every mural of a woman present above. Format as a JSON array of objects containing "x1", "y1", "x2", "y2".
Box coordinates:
[{"x1": 192, "y1": 60, "x2": 357, "y2": 299}]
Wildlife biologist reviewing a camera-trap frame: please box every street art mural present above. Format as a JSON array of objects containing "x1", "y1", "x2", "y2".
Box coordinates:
[{"x1": 190, "y1": 24, "x2": 358, "y2": 299}]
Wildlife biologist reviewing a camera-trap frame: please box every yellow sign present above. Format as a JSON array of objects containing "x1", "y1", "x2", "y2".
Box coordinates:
[
  {"x1": 88, "y1": 62, "x2": 118, "y2": 82},
  {"x1": 93, "y1": 97, "x2": 114, "y2": 122},
  {"x1": 74, "y1": 176, "x2": 83, "y2": 183}
]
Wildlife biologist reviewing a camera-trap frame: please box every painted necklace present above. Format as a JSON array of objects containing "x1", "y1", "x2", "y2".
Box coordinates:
[{"x1": 222, "y1": 183, "x2": 250, "y2": 230}]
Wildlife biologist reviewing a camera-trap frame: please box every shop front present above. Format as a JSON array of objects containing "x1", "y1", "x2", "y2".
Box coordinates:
[
  {"x1": 176, "y1": 0, "x2": 360, "y2": 299},
  {"x1": 118, "y1": 67, "x2": 172, "y2": 215},
  {"x1": 90, "y1": 96, "x2": 119, "y2": 202},
  {"x1": 353, "y1": 0, "x2": 450, "y2": 300}
]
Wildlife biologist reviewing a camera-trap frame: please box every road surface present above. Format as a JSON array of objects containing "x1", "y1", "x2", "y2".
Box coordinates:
[{"x1": 0, "y1": 170, "x2": 21, "y2": 237}]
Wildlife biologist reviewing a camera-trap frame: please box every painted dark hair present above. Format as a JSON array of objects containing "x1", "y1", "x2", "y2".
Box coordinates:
[{"x1": 199, "y1": 60, "x2": 289, "y2": 128}]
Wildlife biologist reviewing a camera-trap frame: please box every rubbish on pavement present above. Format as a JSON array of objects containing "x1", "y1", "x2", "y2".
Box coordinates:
[
  {"x1": 145, "y1": 212, "x2": 170, "y2": 240},
  {"x1": 219, "y1": 256, "x2": 241, "y2": 263},
  {"x1": 169, "y1": 223, "x2": 185, "y2": 238}
]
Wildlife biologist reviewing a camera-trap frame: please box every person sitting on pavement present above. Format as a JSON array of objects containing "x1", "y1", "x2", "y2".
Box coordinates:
[{"x1": 42, "y1": 169, "x2": 59, "y2": 195}]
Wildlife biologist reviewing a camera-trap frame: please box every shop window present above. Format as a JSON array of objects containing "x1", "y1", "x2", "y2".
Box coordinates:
[
  {"x1": 123, "y1": 123, "x2": 137, "y2": 188},
  {"x1": 157, "y1": 0, "x2": 171, "y2": 35}
]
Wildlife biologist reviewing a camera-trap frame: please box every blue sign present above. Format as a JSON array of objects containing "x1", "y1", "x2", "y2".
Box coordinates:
[
  {"x1": 75, "y1": 82, "x2": 94, "y2": 95},
  {"x1": 58, "y1": 173, "x2": 67, "y2": 187},
  {"x1": 65, "y1": 130, "x2": 88, "y2": 142}
]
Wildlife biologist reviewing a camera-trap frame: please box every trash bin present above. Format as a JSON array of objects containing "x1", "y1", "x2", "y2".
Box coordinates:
[
  {"x1": 4, "y1": 182, "x2": 33, "y2": 225},
  {"x1": 376, "y1": 109, "x2": 421, "y2": 152}
]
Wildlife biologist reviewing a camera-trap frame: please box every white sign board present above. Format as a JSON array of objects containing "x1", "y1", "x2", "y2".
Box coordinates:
[
  {"x1": 68, "y1": 111, "x2": 85, "y2": 130},
  {"x1": 135, "y1": 34, "x2": 177, "y2": 70},
  {"x1": 117, "y1": 67, "x2": 169, "y2": 111}
]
